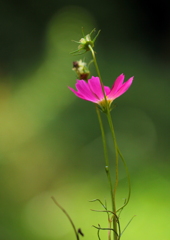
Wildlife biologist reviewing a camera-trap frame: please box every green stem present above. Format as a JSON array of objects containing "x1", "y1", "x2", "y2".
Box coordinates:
[
  {"x1": 88, "y1": 45, "x2": 107, "y2": 103},
  {"x1": 88, "y1": 42, "x2": 131, "y2": 239},
  {"x1": 106, "y1": 112, "x2": 120, "y2": 240},
  {"x1": 106, "y1": 114, "x2": 131, "y2": 216},
  {"x1": 106, "y1": 113, "x2": 119, "y2": 198},
  {"x1": 96, "y1": 106, "x2": 116, "y2": 240},
  {"x1": 89, "y1": 45, "x2": 118, "y2": 240},
  {"x1": 116, "y1": 148, "x2": 131, "y2": 213},
  {"x1": 51, "y1": 197, "x2": 80, "y2": 240}
]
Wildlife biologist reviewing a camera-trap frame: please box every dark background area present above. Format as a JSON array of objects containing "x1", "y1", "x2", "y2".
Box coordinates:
[{"x1": 1, "y1": 0, "x2": 170, "y2": 76}]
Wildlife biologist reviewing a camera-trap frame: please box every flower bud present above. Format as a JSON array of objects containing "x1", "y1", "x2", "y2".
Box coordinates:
[
  {"x1": 70, "y1": 28, "x2": 100, "y2": 55},
  {"x1": 72, "y1": 60, "x2": 90, "y2": 81},
  {"x1": 78, "y1": 34, "x2": 94, "y2": 51}
]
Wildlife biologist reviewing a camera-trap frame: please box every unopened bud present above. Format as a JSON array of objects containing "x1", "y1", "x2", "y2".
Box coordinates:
[
  {"x1": 72, "y1": 60, "x2": 90, "y2": 81},
  {"x1": 70, "y1": 28, "x2": 100, "y2": 55}
]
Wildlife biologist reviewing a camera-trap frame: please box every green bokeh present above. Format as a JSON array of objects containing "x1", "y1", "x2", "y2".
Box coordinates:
[{"x1": 0, "y1": 3, "x2": 170, "y2": 240}]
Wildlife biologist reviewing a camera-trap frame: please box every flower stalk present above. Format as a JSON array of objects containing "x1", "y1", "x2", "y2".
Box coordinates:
[
  {"x1": 89, "y1": 47, "x2": 132, "y2": 239},
  {"x1": 88, "y1": 46, "x2": 119, "y2": 240},
  {"x1": 69, "y1": 29, "x2": 134, "y2": 240}
]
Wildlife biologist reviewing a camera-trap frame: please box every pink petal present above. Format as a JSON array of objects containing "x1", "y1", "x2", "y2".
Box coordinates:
[
  {"x1": 68, "y1": 87, "x2": 88, "y2": 100},
  {"x1": 69, "y1": 74, "x2": 133, "y2": 104},
  {"x1": 109, "y1": 74, "x2": 125, "y2": 96},
  {"x1": 88, "y1": 77, "x2": 105, "y2": 100},
  {"x1": 108, "y1": 77, "x2": 133, "y2": 100},
  {"x1": 104, "y1": 86, "x2": 111, "y2": 95},
  {"x1": 75, "y1": 80, "x2": 98, "y2": 102},
  {"x1": 88, "y1": 76, "x2": 111, "y2": 100},
  {"x1": 68, "y1": 80, "x2": 99, "y2": 102}
]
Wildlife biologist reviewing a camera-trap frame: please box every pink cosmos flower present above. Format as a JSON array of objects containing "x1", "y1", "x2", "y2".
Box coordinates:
[{"x1": 69, "y1": 74, "x2": 133, "y2": 110}]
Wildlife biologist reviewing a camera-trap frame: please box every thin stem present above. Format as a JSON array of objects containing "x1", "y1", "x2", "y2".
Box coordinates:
[
  {"x1": 120, "y1": 215, "x2": 136, "y2": 236},
  {"x1": 106, "y1": 112, "x2": 119, "y2": 240},
  {"x1": 89, "y1": 198, "x2": 112, "y2": 240},
  {"x1": 106, "y1": 115, "x2": 131, "y2": 214},
  {"x1": 89, "y1": 45, "x2": 118, "y2": 240},
  {"x1": 96, "y1": 106, "x2": 115, "y2": 240},
  {"x1": 106, "y1": 113, "x2": 119, "y2": 198},
  {"x1": 88, "y1": 45, "x2": 107, "y2": 104},
  {"x1": 88, "y1": 45, "x2": 119, "y2": 195},
  {"x1": 51, "y1": 196, "x2": 80, "y2": 240},
  {"x1": 93, "y1": 225, "x2": 118, "y2": 236},
  {"x1": 116, "y1": 148, "x2": 131, "y2": 213},
  {"x1": 96, "y1": 106, "x2": 109, "y2": 168}
]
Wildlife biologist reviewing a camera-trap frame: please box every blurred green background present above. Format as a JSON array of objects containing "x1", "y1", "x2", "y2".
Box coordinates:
[{"x1": 0, "y1": 0, "x2": 170, "y2": 239}]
